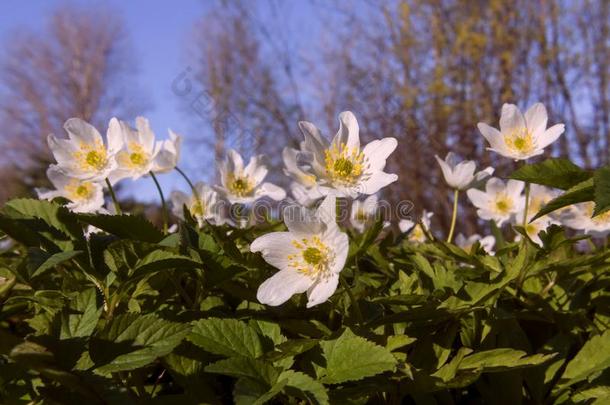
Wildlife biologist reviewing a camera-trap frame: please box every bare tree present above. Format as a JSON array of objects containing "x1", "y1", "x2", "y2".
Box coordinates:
[{"x1": 0, "y1": 5, "x2": 146, "y2": 202}]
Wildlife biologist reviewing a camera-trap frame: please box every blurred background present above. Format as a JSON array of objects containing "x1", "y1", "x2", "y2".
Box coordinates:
[{"x1": 0, "y1": 0, "x2": 607, "y2": 234}]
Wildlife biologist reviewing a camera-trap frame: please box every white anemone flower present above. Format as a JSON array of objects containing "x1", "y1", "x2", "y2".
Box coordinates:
[
  {"x1": 466, "y1": 178, "x2": 524, "y2": 226},
  {"x1": 37, "y1": 166, "x2": 105, "y2": 213},
  {"x1": 350, "y1": 194, "x2": 381, "y2": 233},
  {"x1": 399, "y1": 211, "x2": 433, "y2": 243},
  {"x1": 110, "y1": 117, "x2": 161, "y2": 182},
  {"x1": 513, "y1": 185, "x2": 559, "y2": 247},
  {"x1": 455, "y1": 233, "x2": 495, "y2": 254},
  {"x1": 170, "y1": 182, "x2": 226, "y2": 227},
  {"x1": 153, "y1": 129, "x2": 182, "y2": 173},
  {"x1": 477, "y1": 103, "x2": 565, "y2": 161},
  {"x1": 297, "y1": 111, "x2": 398, "y2": 198},
  {"x1": 434, "y1": 152, "x2": 494, "y2": 190},
  {"x1": 251, "y1": 195, "x2": 349, "y2": 308},
  {"x1": 217, "y1": 149, "x2": 286, "y2": 204},
  {"x1": 561, "y1": 202, "x2": 610, "y2": 237},
  {"x1": 290, "y1": 182, "x2": 323, "y2": 207},
  {"x1": 48, "y1": 118, "x2": 123, "y2": 181}
]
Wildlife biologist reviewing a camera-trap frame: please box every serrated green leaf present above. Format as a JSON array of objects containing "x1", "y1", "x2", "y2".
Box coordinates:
[
  {"x1": 593, "y1": 166, "x2": 610, "y2": 216},
  {"x1": 561, "y1": 329, "x2": 610, "y2": 386},
  {"x1": 31, "y1": 250, "x2": 82, "y2": 279},
  {"x1": 60, "y1": 288, "x2": 102, "y2": 339},
  {"x1": 279, "y1": 370, "x2": 329, "y2": 405},
  {"x1": 3, "y1": 198, "x2": 82, "y2": 239},
  {"x1": 458, "y1": 348, "x2": 555, "y2": 373},
  {"x1": 134, "y1": 249, "x2": 201, "y2": 275},
  {"x1": 78, "y1": 213, "x2": 163, "y2": 242},
  {"x1": 531, "y1": 178, "x2": 594, "y2": 221},
  {"x1": 188, "y1": 318, "x2": 263, "y2": 358},
  {"x1": 320, "y1": 328, "x2": 396, "y2": 384},
  {"x1": 90, "y1": 313, "x2": 190, "y2": 372},
  {"x1": 204, "y1": 357, "x2": 279, "y2": 384},
  {"x1": 510, "y1": 158, "x2": 592, "y2": 190}
]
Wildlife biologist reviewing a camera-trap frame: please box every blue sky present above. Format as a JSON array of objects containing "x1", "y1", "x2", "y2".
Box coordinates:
[{"x1": 0, "y1": 0, "x2": 218, "y2": 201}]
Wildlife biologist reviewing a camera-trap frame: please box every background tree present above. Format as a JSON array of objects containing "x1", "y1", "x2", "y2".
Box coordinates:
[{"x1": 0, "y1": 5, "x2": 146, "y2": 204}]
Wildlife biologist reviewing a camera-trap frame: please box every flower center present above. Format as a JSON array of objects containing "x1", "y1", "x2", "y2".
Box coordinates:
[
  {"x1": 66, "y1": 181, "x2": 94, "y2": 201},
  {"x1": 494, "y1": 195, "x2": 513, "y2": 214},
  {"x1": 228, "y1": 175, "x2": 253, "y2": 197},
  {"x1": 409, "y1": 225, "x2": 426, "y2": 243},
  {"x1": 355, "y1": 209, "x2": 368, "y2": 222},
  {"x1": 74, "y1": 140, "x2": 107, "y2": 172},
  {"x1": 504, "y1": 128, "x2": 535, "y2": 155},
  {"x1": 288, "y1": 236, "x2": 333, "y2": 278},
  {"x1": 130, "y1": 152, "x2": 146, "y2": 166},
  {"x1": 324, "y1": 143, "x2": 365, "y2": 186},
  {"x1": 190, "y1": 199, "x2": 206, "y2": 217}
]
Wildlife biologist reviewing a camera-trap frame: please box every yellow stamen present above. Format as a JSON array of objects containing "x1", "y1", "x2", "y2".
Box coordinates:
[
  {"x1": 324, "y1": 143, "x2": 365, "y2": 186},
  {"x1": 288, "y1": 235, "x2": 332, "y2": 277},
  {"x1": 504, "y1": 128, "x2": 535, "y2": 155}
]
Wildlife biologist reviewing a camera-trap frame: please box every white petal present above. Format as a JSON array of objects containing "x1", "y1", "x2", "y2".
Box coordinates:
[
  {"x1": 485, "y1": 178, "x2": 505, "y2": 195},
  {"x1": 524, "y1": 103, "x2": 548, "y2": 136},
  {"x1": 306, "y1": 273, "x2": 339, "y2": 308},
  {"x1": 251, "y1": 232, "x2": 299, "y2": 269},
  {"x1": 506, "y1": 180, "x2": 525, "y2": 197},
  {"x1": 257, "y1": 269, "x2": 312, "y2": 307},
  {"x1": 362, "y1": 137, "x2": 397, "y2": 171},
  {"x1": 283, "y1": 205, "x2": 324, "y2": 235},
  {"x1": 359, "y1": 172, "x2": 397, "y2": 194},
  {"x1": 399, "y1": 219, "x2": 415, "y2": 233},
  {"x1": 328, "y1": 229, "x2": 348, "y2": 274},
  {"x1": 298, "y1": 121, "x2": 328, "y2": 163},
  {"x1": 477, "y1": 123, "x2": 505, "y2": 151},
  {"x1": 536, "y1": 124, "x2": 565, "y2": 150},
  {"x1": 170, "y1": 190, "x2": 190, "y2": 219},
  {"x1": 499, "y1": 104, "x2": 526, "y2": 134},
  {"x1": 244, "y1": 155, "x2": 268, "y2": 185},
  {"x1": 331, "y1": 111, "x2": 359, "y2": 150},
  {"x1": 466, "y1": 189, "x2": 488, "y2": 209},
  {"x1": 64, "y1": 118, "x2": 102, "y2": 145},
  {"x1": 256, "y1": 182, "x2": 286, "y2": 201},
  {"x1": 227, "y1": 149, "x2": 244, "y2": 173},
  {"x1": 47, "y1": 136, "x2": 76, "y2": 165},
  {"x1": 135, "y1": 117, "x2": 156, "y2": 152},
  {"x1": 435, "y1": 154, "x2": 455, "y2": 186},
  {"x1": 106, "y1": 118, "x2": 124, "y2": 154},
  {"x1": 317, "y1": 194, "x2": 337, "y2": 227}
]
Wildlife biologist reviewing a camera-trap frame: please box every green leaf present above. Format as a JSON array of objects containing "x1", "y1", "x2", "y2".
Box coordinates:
[
  {"x1": 3, "y1": 198, "x2": 82, "y2": 239},
  {"x1": 188, "y1": 318, "x2": 263, "y2": 358},
  {"x1": 593, "y1": 166, "x2": 610, "y2": 216},
  {"x1": 134, "y1": 249, "x2": 201, "y2": 275},
  {"x1": 510, "y1": 158, "x2": 592, "y2": 190},
  {"x1": 458, "y1": 348, "x2": 555, "y2": 373},
  {"x1": 30, "y1": 250, "x2": 82, "y2": 279},
  {"x1": 204, "y1": 357, "x2": 279, "y2": 384},
  {"x1": 319, "y1": 328, "x2": 396, "y2": 384},
  {"x1": 78, "y1": 213, "x2": 163, "y2": 242},
  {"x1": 278, "y1": 370, "x2": 329, "y2": 405},
  {"x1": 560, "y1": 329, "x2": 610, "y2": 386},
  {"x1": 531, "y1": 178, "x2": 595, "y2": 221},
  {"x1": 90, "y1": 313, "x2": 190, "y2": 372},
  {"x1": 60, "y1": 288, "x2": 102, "y2": 339}
]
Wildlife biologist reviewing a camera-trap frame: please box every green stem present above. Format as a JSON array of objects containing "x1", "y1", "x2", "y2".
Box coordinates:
[
  {"x1": 522, "y1": 181, "x2": 531, "y2": 227},
  {"x1": 447, "y1": 189, "x2": 459, "y2": 243},
  {"x1": 175, "y1": 166, "x2": 197, "y2": 195},
  {"x1": 105, "y1": 178, "x2": 122, "y2": 215},
  {"x1": 150, "y1": 171, "x2": 168, "y2": 234},
  {"x1": 340, "y1": 276, "x2": 363, "y2": 324}
]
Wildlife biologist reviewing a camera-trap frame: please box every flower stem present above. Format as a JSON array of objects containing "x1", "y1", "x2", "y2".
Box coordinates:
[
  {"x1": 105, "y1": 178, "x2": 122, "y2": 215},
  {"x1": 150, "y1": 171, "x2": 168, "y2": 234},
  {"x1": 175, "y1": 166, "x2": 197, "y2": 195},
  {"x1": 340, "y1": 276, "x2": 363, "y2": 324},
  {"x1": 522, "y1": 182, "x2": 531, "y2": 227},
  {"x1": 447, "y1": 189, "x2": 459, "y2": 243}
]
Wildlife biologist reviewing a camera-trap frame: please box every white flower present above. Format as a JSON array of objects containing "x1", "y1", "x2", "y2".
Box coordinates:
[
  {"x1": 48, "y1": 118, "x2": 123, "y2": 181},
  {"x1": 109, "y1": 117, "x2": 162, "y2": 182},
  {"x1": 251, "y1": 195, "x2": 349, "y2": 308},
  {"x1": 37, "y1": 166, "x2": 105, "y2": 213},
  {"x1": 455, "y1": 233, "x2": 495, "y2": 254},
  {"x1": 399, "y1": 210, "x2": 433, "y2": 243},
  {"x1": 297, "y1": 111, "x2": 398, "y2": 198},
  {"x1": 217, "y1": 149, "x2": 286, "y2": 204},
  {"x1": 467, "y1": 178, "x2": 524, "y2": 226},
  {"x1": 513, "y1": 185, "x2": 559, "y2": 247},
  {"x1": 153, "y1": 129, "x2": 182, "y2": 173},
  {"x1": 477, "y1": 103, "x2": 565, "y2": 161},
  {"x1": 170, "y1": 182, "x2": 226, "y2": 227},
  {"x1": 434, "y1": 152, "x2": 493, "y2": 190},
  {"x1": 561, "y1": 202, "x2": 610, "y2": 237},
  {"x1": 350, "y1": 194, "x2": 380, "y2": 233},
  {"x1": 283, "y1": 146, "x2": 323, "y2": 206}
]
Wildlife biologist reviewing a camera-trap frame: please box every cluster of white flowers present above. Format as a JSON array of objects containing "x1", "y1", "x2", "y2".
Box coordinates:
[
  {"x1": 37, "y1": 103, "x2": 608, "y2": 309},
  {"x1": 41, "y1": 117, "x2": 181, "y2": 213}
]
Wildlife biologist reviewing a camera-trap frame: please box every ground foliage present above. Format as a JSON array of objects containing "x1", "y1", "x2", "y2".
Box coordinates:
[{"x1": 0, "y1": 159, "x2": 610, "y2": 404}]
